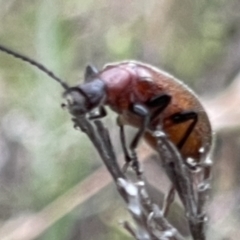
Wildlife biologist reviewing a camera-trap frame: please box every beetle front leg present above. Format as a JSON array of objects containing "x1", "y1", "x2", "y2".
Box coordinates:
[{"x1": 116, "y1": 116, "x2": 132, "y2": 166}]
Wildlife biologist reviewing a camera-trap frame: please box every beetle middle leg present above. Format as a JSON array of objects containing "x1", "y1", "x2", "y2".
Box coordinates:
[{"x1": 118, "y1": 94, "x2": 172, "y2": 175}]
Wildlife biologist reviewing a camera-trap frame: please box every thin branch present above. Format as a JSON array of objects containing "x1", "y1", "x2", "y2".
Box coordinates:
[
  {"x1": 0, "y1": 143, "x2": 156, "y2": 240},
  {"x1": 72, "y1": 113, "x2": 185, "y2": 240},
  {"x1": 153, "y1": 128, "x2": 211, "y2": 240}
]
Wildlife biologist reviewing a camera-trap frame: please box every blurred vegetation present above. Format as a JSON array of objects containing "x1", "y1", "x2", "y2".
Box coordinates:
[{"x1": 0, "y1": 0, "x2": 240, "y2": 239}]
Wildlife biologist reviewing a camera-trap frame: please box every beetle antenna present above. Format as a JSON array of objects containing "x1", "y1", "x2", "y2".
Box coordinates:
[{"x1": 0, "y1": 44, "x2": 69, "y2": 90}]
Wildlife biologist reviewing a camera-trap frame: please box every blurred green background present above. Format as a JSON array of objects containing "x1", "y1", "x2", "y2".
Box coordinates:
[{"x1": 0, "y1": 0, "x2": 240, "y2": 239}]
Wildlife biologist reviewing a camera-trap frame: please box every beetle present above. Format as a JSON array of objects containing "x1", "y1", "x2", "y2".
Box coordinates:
[
  {"x1": 0, "y1": 45, "x2": 212, "y2": 175},
  {"x1": 66, "y1": 62, "x2": 212, "y2": 172}
]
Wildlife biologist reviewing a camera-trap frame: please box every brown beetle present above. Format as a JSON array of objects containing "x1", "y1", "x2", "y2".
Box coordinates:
[
  {"x1": 0, "y1": 45, "x2": 212, "y2": 173},
  {"x1": 66, "y1": 61, "x2": 212, "y2": 171}
]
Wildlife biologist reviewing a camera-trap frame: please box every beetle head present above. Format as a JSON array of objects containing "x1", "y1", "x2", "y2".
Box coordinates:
[{"x1": 64, "y1": 65, "x2": 106, "y2": 115}]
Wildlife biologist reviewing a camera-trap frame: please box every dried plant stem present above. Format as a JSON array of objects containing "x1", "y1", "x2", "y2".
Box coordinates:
[
  {"x1": 162, "y1": 185, "x2": 175, "y2": 217},
  {"x1": 153, "y1": 129, "x2": 211, "y2": 240},
  {"x1": 71, "y1": 114, "x2": 185, "y2": 240}
]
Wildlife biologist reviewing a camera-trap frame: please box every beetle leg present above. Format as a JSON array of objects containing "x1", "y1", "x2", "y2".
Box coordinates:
[
  {"x1": 146, "y1": 93, "x2": 171, "y2": 108},
  {"x1": 170, "y1": 111, "x2": 198, "y2": 149},
  {"x1": 117, "y1": 119, "x2": 143, "y2": 175},
  {"x1": 130, "y1": 104, "x2": 150, "y2": 147},
  {"x1": 146, "y1": 94, "x2": 172, "y2": 122},
  {"x1": 127, "y1": 104, "x2": 150, "y2": 175},
  {"x1": 88, "y1": 106, "x2": 107, "y2": 120},
  {"x1": 118, "y1": 104, "x2": 150, "y2": 175},
  {"x1": 117, "y1": 116, "x2": 131, "y2": 163},
  {"x1": 116, "y1": 117, "x2": 132, "y2": 173},
  {"x1": 120, "y1": 95, "x2": 172, "y2": 175}
]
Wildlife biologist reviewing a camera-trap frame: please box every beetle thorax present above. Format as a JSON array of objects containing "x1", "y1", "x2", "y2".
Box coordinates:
[{"x1": 99, "y1": 65, "x2": 137, "y2": 113}]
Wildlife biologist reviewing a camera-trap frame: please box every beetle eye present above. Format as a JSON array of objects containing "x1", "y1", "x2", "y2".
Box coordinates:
[{"x1": 64, "y1": 89, "x2": 89, "y2": 115}]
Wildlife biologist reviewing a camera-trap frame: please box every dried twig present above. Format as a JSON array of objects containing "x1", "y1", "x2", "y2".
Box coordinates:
[
  {"x1": 153, "y1": 128, "x2": 212, "y2": 240},
  {"x1": 70, "y1": 112, "x2": 185, "y2": 240},
  {"x1": 63, "y1": 71, "x2": 215, "y2": 240}
]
